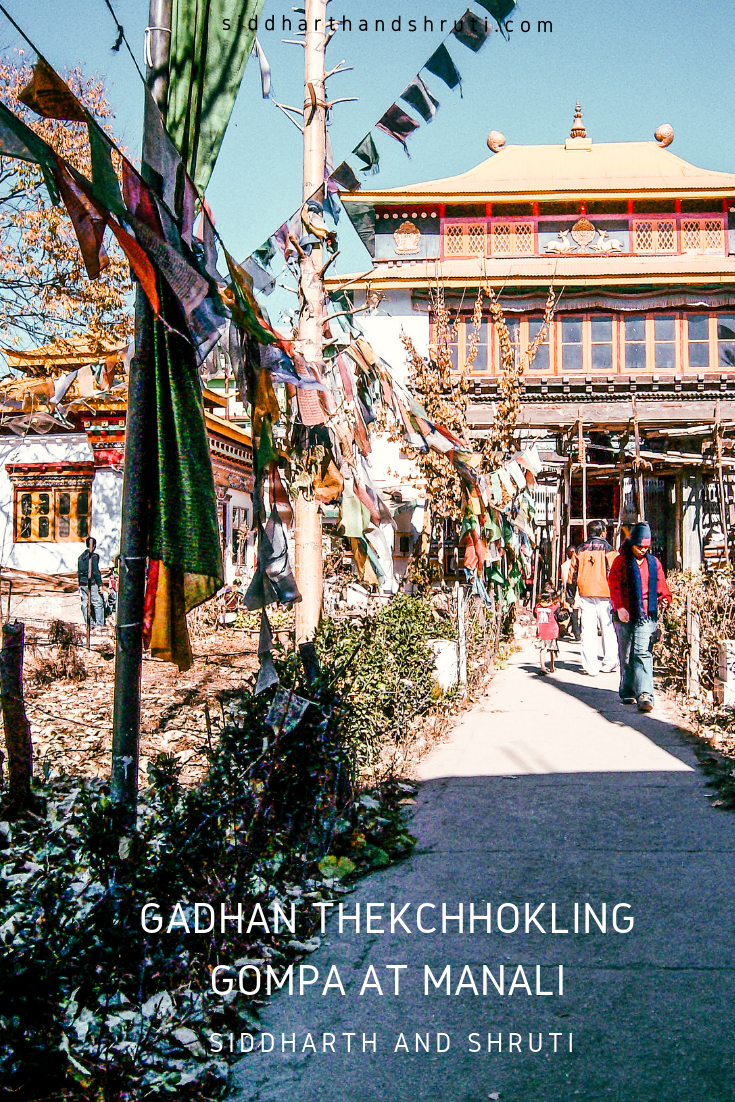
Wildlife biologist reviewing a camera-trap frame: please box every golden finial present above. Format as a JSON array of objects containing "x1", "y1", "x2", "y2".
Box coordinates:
[
  {"x1": 570, "y1": 101, "x2": 587, "y2": 139},
  {"x1": 654, "y1": 124, "x2": 674, "y2": 147}
]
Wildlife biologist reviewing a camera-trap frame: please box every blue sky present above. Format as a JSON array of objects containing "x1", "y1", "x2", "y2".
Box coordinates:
[{"x1": 5, "y1": 0, "x2": 735, "y2": 281}]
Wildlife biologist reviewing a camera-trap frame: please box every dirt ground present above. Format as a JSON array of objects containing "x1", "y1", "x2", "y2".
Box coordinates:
[{"x1": 21, "y1": 623, "x2": 260, "y2": 787}]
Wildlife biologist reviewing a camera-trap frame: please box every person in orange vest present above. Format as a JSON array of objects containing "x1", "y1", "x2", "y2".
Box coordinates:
[{"x1": 571, "y1": 519, "x2": 618, "y2": 676}]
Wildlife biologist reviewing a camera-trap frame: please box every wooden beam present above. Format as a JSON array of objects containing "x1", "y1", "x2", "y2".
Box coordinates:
[
  {"x1": 468, "y1": 400, "x2": 735, "y2": 430},
  {"x1": 715, "y1": 402, "x2": 730, "y2": 563},
  {"x1": 632, "y1": 397, "x2": 646, "y2": 522},
  {"x1": 578, "y1": 416, "x2": 588, "y2": 539}
]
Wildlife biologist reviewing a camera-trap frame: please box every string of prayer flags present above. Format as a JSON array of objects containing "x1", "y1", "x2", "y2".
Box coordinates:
[
  {"x1": 400, "y1": 74, "x2": 440, "y2": 123},
  {"x1": 352, "y1": 133, "x2": 380, "y2": 174},
  {"x1": 375, "y1": 104, "x2": 420, "y2": 154},
  {"x1": 452, "y1": 9, "x2": 493, "y2": 51},
  {"x1": 424, "y1": 43, "x2": 462, "y2": 94},
  {"x1": 240, "y1": 0, "x2": 518, "y2": 272}
]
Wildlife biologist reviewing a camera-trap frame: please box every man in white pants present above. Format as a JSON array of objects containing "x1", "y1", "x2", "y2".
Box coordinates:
[{"x1": 571, "y1": 519, "x2": 618, "y2": 676}]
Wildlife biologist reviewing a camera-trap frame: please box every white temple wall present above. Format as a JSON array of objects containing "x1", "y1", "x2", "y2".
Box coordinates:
[
  {"x1": 357, "y1": 290, "x2": 429, "y2": 499},
  {"x1": 91, "y1": 468, "x2": 123, "y2": 567},
  {"x1": 0, "y1": 434, "x2": 94, "y2": 574}
]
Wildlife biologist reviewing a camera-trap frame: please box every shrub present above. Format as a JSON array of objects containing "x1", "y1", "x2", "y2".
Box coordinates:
[
  {"x1": 316, "y1": 594, "x2": 456, "y2": 771},
  {"x1": 0, "y1": 640, "x2": 417, "y2": 1100},
  {"x1": 659, "y1": 570, "x2": 735, "y2": 694}
]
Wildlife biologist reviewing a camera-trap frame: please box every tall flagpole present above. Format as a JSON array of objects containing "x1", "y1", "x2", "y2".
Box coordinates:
[
  {"x1": 110, "y1": 0, "x2": 172, "y2": 825},
  {"x1": 293, "y1": 0, "x2": 328, "y2": 646}
]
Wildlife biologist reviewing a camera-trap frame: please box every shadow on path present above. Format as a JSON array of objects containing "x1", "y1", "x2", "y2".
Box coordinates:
[{"x1": 228, "y1": 639, "x2": 735, "y2": 1102}]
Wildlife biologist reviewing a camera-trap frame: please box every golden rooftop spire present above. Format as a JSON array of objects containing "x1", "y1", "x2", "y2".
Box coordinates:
[{"x1": 570, "y1": 101, "x2": 587, "y2": 139}]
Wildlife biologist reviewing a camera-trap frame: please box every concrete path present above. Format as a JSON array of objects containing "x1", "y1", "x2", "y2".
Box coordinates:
[{"x1": 229, "y1": 637, "x2": 735, "y2": 1101}]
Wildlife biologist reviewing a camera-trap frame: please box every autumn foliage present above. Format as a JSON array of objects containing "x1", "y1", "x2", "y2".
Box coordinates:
[{"x1": 0, "y1": 54, "x2": 132, "y2": 351}]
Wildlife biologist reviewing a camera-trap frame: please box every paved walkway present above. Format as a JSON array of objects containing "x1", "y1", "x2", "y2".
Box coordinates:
[{"x1": 229, "y1": 637, "x2": 735, "y2": 1101}]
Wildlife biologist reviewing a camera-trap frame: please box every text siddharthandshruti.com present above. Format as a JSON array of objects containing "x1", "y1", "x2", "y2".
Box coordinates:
[{"x1": 221, "y1": 14, "x2": 553, "y2": 35}]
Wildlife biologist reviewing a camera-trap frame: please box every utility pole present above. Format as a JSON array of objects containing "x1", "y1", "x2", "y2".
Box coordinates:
[
  {"x1": 111, "y1": 0, "x2": 172, "y2": 825},
  {"x1": 293, "y1": 0, "x2": 328, "y2": 645}
]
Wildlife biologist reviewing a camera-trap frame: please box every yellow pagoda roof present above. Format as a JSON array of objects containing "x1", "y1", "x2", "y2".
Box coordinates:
[
  {"x1": 3, "y1": 337, "x2": 127, "y2": 373},
  {"x1": 346, "y1": 142, "x2": 735, "y2": 203}
]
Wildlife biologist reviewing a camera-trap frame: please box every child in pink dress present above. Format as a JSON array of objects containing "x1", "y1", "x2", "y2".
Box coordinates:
[{"x1": 534, "y1": 584, "x2": 560, "y2": 675}]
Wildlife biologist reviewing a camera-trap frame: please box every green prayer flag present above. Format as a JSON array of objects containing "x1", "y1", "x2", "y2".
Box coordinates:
[
  {"x1": 344, "y1": 202, "x2": 376, "y2": 256},
  {"x1": 339, "y1": 479, "x2": 367, "y2": 539},
  {"x1": 145, "y1": 280, "x2": 223, "y2": 604},
  {"x1": 352, "y1": 133, "x2": 380, "y2": 174},
  {"x1": 87, "y1": 122, "x2": 125, "y2": 219},
  {"x1": 0, "y1": 101, "x2": 60, "y2": 204},
  {"x1": 256, "y1": 415, "x2": 279, "y2": 473},
  {"x1": 474, "y1": 0, "x2": 516, "y2": 30},
  {"x1": 167, "y1": 0, "x2": 265, "y2": 193}
]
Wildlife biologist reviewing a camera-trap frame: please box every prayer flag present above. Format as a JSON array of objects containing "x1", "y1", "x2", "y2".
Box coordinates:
[
  {"x1": 452, "y1": 9, "x2": 493, "y2": 51},
  {"x1": 253, "y1": 236, "x2": 277, "y2": 268},
  {"x1": 474, "y1": 0, "x2": 516, "y2": 33},
  {"x1": 0, "y1": 101, "x2": 60, "y2": 203},
  {"x1": 401, "y1": 75, "x2": 439, "y2": 122},
  {"x1": 51, "y1": 158, "x2": 109, "y2": 279},
  {"x1": 18, "y1": 58, "x2": 87, "y2": 120},
  {"x1": 141, "y1": 280, "x2": 224, "y2": 669},
  {"x1": 343, "y1": 202, "x2": 376, "y2": 255},
  {"x1": 87, "y1": 123, "x2": 125, "y2": 218},
  {"x1": 251, "y1": 38, "x2": 272, "y2": 98},
  {"x1": 352, "y1": 133, "x2": 380, "y2": 174},
  {"x1": 167, "y1": 0, "x2": 266, "y2": 192},
  {"x1": 243, "y1": 508, "x2": 300, "y2": 610},
  {"x1": 141, "y1": 88, "x2": 182, "y2": 216},
  {"x1": 375, "y1": 104, "x2": 420, "y2": 153},
  {"x1": 330, "y1": 161, "x2": 361, "y2": 191},
  {"x1": 424, "y1": 44, "x2": 462, "y2": 94}
]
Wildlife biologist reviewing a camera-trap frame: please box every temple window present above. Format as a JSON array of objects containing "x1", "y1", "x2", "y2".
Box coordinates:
[
  {"x1": 490, "y1": 221, "x2": 534, "y2": 256},
  {"x1": 681, "y1": 217, "x2": 726, "y2": 253},
  {"x1": 624, "y1": 315, "x2": 647, "y2": 369},
  {"x1": 443, "y1": 221, "x2": 486, "y2": 257},
  {"x1": 561, "y1": 316, "x2": 584, "y2": 370},
  {"x1": 435, "y1": 311, "x2": 734, "y2": 374},
  {"x1": 687, "y1": 315, "x2": 710, "y2": 368},
  {"x1": 632, "y1": 219, "x2": 676, "y2": 253},
  {"x1": 15, "y1": 487, "x2": 90, "y2": 543},
  {"x1": 590, "y1": 316, "x2": 613, "y2": 369},
  {"x1": 528, "y1": 317, "x2": 550, "y2": 370},
  {"x1": 654, "y1": 315, "x2": 677, "y2": 369},
  {"x1": 718, "y1": 316, "x2": 735, "y2": 368},
  {"x1": 8, "y1": 463, "x2": 94, "y2": 544}
]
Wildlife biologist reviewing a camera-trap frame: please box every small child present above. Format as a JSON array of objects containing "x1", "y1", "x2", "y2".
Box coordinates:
[{"x1": 534, "y1": 583, "x2": 560, "y2": 675}]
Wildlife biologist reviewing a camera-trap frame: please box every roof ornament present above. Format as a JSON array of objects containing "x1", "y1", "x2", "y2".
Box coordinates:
[
  {"x1": 569, "y1": 101, "x2": 586, "y2": 139},
  {"x1": 654, "y1": 123, "x2": 674, "y2": 148},
  {"x1": 487, "y1": 130, "x2": 506, "y2": 153}
]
